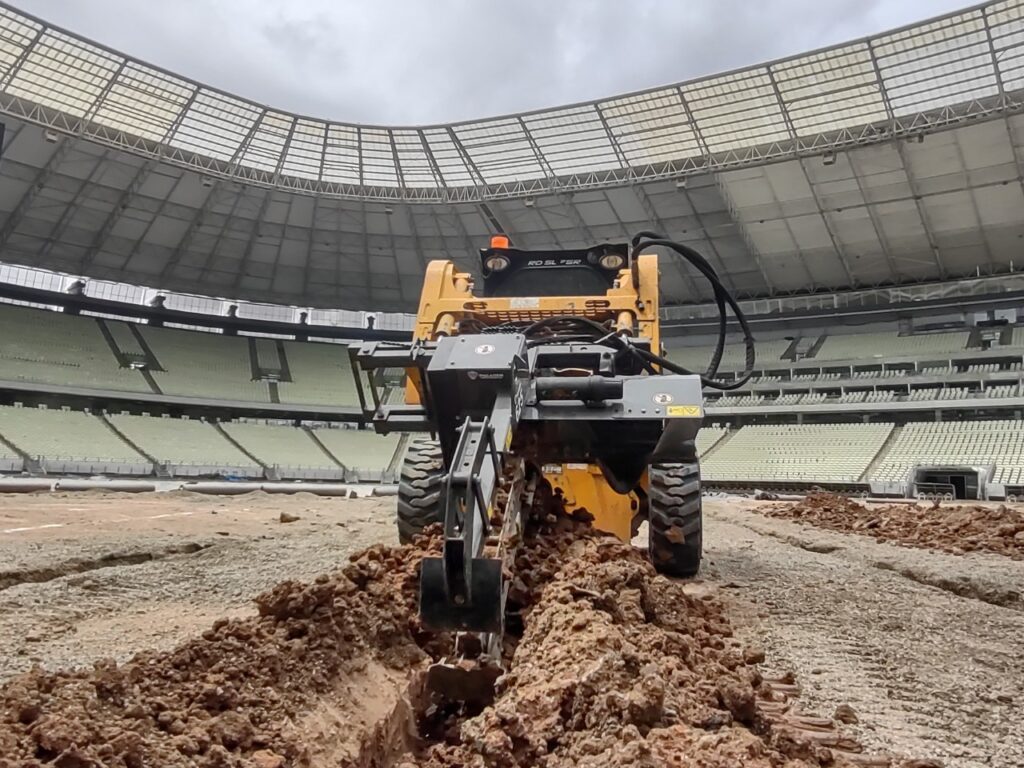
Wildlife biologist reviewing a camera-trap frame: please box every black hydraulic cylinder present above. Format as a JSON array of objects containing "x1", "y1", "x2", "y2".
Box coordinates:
[{"x1": 534, "y1": 375, "x2": 623, "y2": 402}]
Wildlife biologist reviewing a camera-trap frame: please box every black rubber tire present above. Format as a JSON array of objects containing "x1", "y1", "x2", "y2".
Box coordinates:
[
  {"x1": 648, "y1": 462, "x2": 703, "y2": 578},
  {"x1": 396, "y1": 437, "x2": 446, "y2": 543}
]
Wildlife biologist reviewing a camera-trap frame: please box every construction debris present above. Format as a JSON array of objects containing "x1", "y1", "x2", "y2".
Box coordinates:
[{"x1": 763, "y1": 492, "x2": 1024, "y2": 559}]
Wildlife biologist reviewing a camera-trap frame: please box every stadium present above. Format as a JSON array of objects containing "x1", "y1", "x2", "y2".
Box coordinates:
[
  {"x1": 0, "y1": 1, "x2": 1022, "y2": 500},
  {"x1": 0, "y1": 3, "x2": 1023, "y2": 766}
]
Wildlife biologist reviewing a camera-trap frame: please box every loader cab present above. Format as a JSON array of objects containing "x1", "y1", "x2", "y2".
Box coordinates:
[{"x1": 479, "y1": 236, "x2": 630, "y2": 298}]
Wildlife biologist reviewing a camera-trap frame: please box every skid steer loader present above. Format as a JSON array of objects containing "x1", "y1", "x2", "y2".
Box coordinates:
[{"x1": 350, "y1": 231, "x2": 753, "y2": 699}]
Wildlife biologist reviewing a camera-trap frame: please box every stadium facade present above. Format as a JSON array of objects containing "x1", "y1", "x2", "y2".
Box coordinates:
[
  {"x1": 0, "y1": 2, "x2": 1022, "y2": 501},
  {"x1": 0, "y1": 1, "x2": 1022, "y2": 312}
]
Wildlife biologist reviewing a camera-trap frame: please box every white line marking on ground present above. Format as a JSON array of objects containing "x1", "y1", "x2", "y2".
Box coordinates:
[
  {"x1": 2, "y1": 523, "x2": 65, "y2": 533},
  {"x1": 145, "y1": 512, "x2": 195, "y2": 520}
]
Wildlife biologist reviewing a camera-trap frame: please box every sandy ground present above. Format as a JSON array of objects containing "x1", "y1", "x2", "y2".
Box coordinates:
[
  {"x1": 1, "y1": 491, "x2": 1021, "y2": 766},
  {"x1": 0, "y1": 490, "x2": 395, "y2": 679}
]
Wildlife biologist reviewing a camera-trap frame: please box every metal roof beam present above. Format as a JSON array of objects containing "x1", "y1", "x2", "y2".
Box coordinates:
[
  {"x1": 35, "y1": 149, "x2": 109, "y2": 264},
  {"x1": 445, "y1": 127, "x2": 488, "y2": 188},
  {"x1": 195, "y1": 186, "x2": 250, "y2": 283},
  {"x1": 845, "y1": 151, "x2": 900, "y2": 279},
  {"x1": 894, "y1": 140, "x2": 948, "y2": 278},
  {"x1": 0, "y1": 24, "x2": 43, "y2": 91},
  {"x1": 262, "y1": 192, "x2": 295, "y2": 297},
  {"x1": 674, "y1": 184, "x2": 741, "y2": 294},
  {"x1": 159, "y1": 179, "x2": 226, "y2": 282},
  {"x1": 117, "y1": 173, "x2": 185, "y2": 273},
  {"x1": 302, "y1": 195, "x2": 320, "y2": 299},
  {"x1": 78, "y1": 159, "x2": 155, "y2": 272},
  {"x1": 981, "y1": 5, "x2": 1024, "y2": 209},
  {"x1": 866, "y1": 39, "x2": 947, "y2": 279},
  {"x1": 516, "y1": 116, "x2": 594, "y2": 243},
  {"x1": 227, "y1": 107, "x2": 268, "y2": 169},
  {"x1": 228, "y1": 189, "x2": 273, "y2": 290},
  {"x1": 0, "y1": 136, "x2": 74, "y2": 249},
  {"x1": 711, "y1": 173, "x2": 777, "y2": 293},
  {"x1": 765, "y1": 66, "x2": 854, "y2": 286},
  {"x1": 950, "y1": 129, "x2": 998, "y2": 272}
]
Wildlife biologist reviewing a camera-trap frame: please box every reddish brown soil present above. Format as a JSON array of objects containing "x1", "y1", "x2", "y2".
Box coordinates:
[
  {"x1": 0, "y1": 535, "x2": 439, "y2": 767},
  {"x1": 762, "y1": 493, "x2": 1024, "y2": 559},
  {"x1": 0, "y1": 514, "x2": 925, "y2": 767}
]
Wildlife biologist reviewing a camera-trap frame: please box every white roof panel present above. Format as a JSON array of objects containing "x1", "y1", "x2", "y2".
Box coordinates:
[{"x1": 0, "y1": 1, "x2": 1018, "y2": 200}]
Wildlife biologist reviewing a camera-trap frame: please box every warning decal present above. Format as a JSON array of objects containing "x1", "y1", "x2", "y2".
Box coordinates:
[{"x1": 666, "y1": 405, "x2": 703, "y2": 418}]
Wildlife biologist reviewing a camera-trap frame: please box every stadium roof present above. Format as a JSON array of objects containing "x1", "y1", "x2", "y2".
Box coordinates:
[{"x1": 0, "y1": 1, "x2": 1022, "y2": 312}]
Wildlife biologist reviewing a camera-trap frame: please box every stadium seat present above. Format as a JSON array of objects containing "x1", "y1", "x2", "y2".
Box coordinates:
[
  {"x1": 702, "y1": 423, "x2": 894, "y2": 483},
  {"x1": 141, "y1": 325, "x2": 270, "y2": 402},
  {"x1": 309, "y1": 426, "x2": 401, "y2": 481},
  {"x1": 0, "y1": 404, "x2": 148, "y2": 474},
  {"x1": 276, "y1": 340, "x2": 359, "y2": 407},
  {"x1": 107, "y1": 413, "x2": 262, "y2": 477},
  {"x1": 869, "y1": 420, "x2": 1024, "y2": 484},
  {"x1": 0, "y1": 304, "x2": 150, "y2": 393},
  {"x1": 221, "y1": 421, "x2": 344, "y2": 479}
]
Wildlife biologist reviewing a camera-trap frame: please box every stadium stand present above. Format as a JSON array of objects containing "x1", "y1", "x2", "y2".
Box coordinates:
[
  {"x1": 0, "y1": 304, "x2": 364, "y2": 409},
  {"x1": 666, "y1": 338, "x2": 792, "y2": 370},
  {"x1": 869, "y1": 421, "x2": 1024, "y2": 484},
  {"x1": 140, "y1": 325, "x2": 269, "y2": 402},
  {"x1": 221, "y1": 421, "x2": 343, "y2": 480},
  {"x1": 0, "y1": 405, "x2": 148, "y2": 474},
  {"x1": 276, "y1": 340, "x2": 358, "y2": 406},
  {"x1": 0, "y1": 304, "x2": 149, "y2": 392},
  {"x1": 106, "y1": 413, "x2": 262, "y2": 477},
  {"x1": 0, "y1": 438, "x2": 21, "y2": 473},
  {"x1": 702, "y1": 423, "x2": 894, "y2": 484},
  {"x1": 695, "y1": 426, "x2": 729, "y2": 457},
  {"x1": 809, "y1": 331, "x2": 969, "y2": 362},
  {"x1": 310, "y1": 427, "x2": 401, "y2": 481}
]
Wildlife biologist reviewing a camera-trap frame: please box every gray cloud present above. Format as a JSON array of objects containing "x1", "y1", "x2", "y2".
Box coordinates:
[{"x1": 13, "y1": 0, "x2": 970, "y2": 124}]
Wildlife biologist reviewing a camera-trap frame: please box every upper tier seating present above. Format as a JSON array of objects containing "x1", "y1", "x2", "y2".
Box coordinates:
[
  {"x1": 814, "y1": 331, "x2": 968, "y2": 361},
  {"x1": 276, "y1": 340, "x2": 358, "y2": 406},
  {"x1": 665, "y1": 338, "x2": 792, "y2": 371},
  {"x1": 702, "y1": 423, "x2": 894, "y2": 483},
  {"x1": 0, "y1": 303, "x2": 366, "y2": 408},
  {"x1": 869, "y1": 420, "x2": 1024, "y2": 484},
  {"x1": 140, "y1": 325, "x2": 269, "y2": 402},
  {"x1": 0, "y1": 304, "x2": 149, "y2": 392}
]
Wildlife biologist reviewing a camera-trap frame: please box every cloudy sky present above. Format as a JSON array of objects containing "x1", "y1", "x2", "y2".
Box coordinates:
[{"x1": 15, "y1": 0, "x2": 970, "y2": 125}]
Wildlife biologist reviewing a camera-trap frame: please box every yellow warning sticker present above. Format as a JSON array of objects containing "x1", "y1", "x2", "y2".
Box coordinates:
[{"x1": 667, "y1": 405, "x2": 703, "y2": 418}]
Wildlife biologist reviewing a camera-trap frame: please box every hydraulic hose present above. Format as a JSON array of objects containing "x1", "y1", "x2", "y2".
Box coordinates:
[{"x1": 629, "y1": 232, "x2": 756, "y2": 390}]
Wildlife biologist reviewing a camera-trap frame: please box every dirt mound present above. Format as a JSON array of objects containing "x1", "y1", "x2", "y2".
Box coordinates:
[
  {"x1": 0, "y1": 536, "x2": 440, "y2": 767},
  {"x1": 0, "y1": 513, "x2": 923, "y2": 767},
  {"x1": 412, "y1": 516, "x2": 900, "y2": 768},
  {"x1": 765, "y1": 492, "x2": 1024, "y2": 559}
]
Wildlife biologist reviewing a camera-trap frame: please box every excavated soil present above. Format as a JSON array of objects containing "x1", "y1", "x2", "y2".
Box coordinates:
[
  {"x1": 762, "y1": 493, "x2": 1024, "y2": 559},
  {"x1": 0, "y1": 512, "x2": 926, "y2": 768}
]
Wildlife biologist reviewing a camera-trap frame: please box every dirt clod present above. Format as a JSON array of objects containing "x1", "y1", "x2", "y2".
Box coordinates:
[
  {"x1": 278, "y1": 511, "x2": 300, "y2": 524},
  {"x1": 834, "y1": 703, "x2": 859, "y2": 724},
  {"x1": 764, "y1": 493, "x2": 1024, "y2": 559}
]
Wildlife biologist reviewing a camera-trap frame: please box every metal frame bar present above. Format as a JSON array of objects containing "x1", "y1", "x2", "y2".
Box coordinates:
[
  {"x1": 36, "y1": 148, "x2": 109, "y2": 263},
  {"x1": 78, "y1": 158, "x2": 154, "y2": 271},
  {"x1": 0, "y1": 136, "x2": 74, "y2": 249},
  {"x1": 0, "y1": 1, "x2": 1017, "y2": 203}
]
